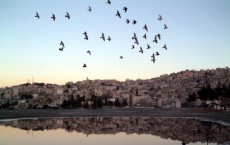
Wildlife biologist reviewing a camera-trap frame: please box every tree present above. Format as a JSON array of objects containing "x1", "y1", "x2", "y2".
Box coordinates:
[
  {"x1": 136, "y1": 89, "x2": 138, "y2": 96},
  {"x1": 104, "y1": 98, "x2": 108, "y2": 106},
  {"x1": 0, "y1": 101, "x2": 10, "y2": 109},
  {"x1": 214, "y1": 84, "x2": 230, "y2": 111},
  {"x1": 121, "y1": 99, "x2": 128, "y2": 107},
  {"x1": 129, "y1": 94, "x2": 133, "y2": 108},
  {"x1": 197, "y1": 87, "x2": 218, "y2": 110},
  {"x1": 61, "y1": 100, "x2": 71, "y2": 108},
  {"x1": 97, "y1": 98, "x2": 103, "y2": 108},
  {"x1": 115, "y1": 98, "x2": 121, "y2": 107},
  {"x1": 9, "y1": 100, "x2": 18, "y2": 106},
  {"x1": 197, "y1": 84, "x2": 230, "y2": 111},
  {"x1": 84, "y1": 102, "x2": 89, "y2": 109},
  {"x1": 21, "y1": 94, "x2": 33, "y2": 99},
  {"x1": 1, "y1": 93, "x2": 4, "y2": 98},
  {"x1": 187, "y1": 93, "x2": 197, "y2": 107},
  {"x1": 91, "y1": 95, "x2": 103, "y2": 109}
]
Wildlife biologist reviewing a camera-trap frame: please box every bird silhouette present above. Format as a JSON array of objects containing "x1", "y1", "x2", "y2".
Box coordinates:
[
  {"x1": 107, "y1": 36, "x2": 111, "y2": 41},
  {"x1": 59, "y1": 41, "x2": 64, "y2": 51},
  {"x1": 83, "y1": 64, "x2": 87, "y2": 68},
  {"x1": 116, "y1": 10, "x2": 121, "y2": 18},
  {"x1": 147, "y1": 44, "x2": 151, "y2": 49},
  {"x1": 83, "y1": 32, "x2": 88, "y2": 40},
  {"x1": 143, "y1": 24, "x2": 148, "y2": 32},
  {"x1": 157, "y1": 34, "x2": 161, "y2": 40},
  {"x1": 123, "y1": 7, "x2": 128, "y2": 12},
  {"x1": 60, "y1": 41, "x2": 64, "y2": 47},
  {"x1": 151, "y1": 53, "x2": 155, "y2": 63},
  {"x1": 107, "y1": 0, "x2": 111, "y2": 4},
  {"x1": 88, "y1": 6, "x2": 92, "y2": 12},
  {"x1": 87, "y1": 50, "x2": 91, "y2": 55},
  {"x1": 158, "y1": 15, "x2": 163, "y2": 21},
  {"x1": 143, "y1": 34, "x2": 147, "y2": 39},
  {"x1": 65, "y1": 12, "x2": 70, "y2": 19},
  {"x1": 83, "y1": 31, "x2": 87, "y2": 35},
  {"x1": 84, "y1": 36, "x2": 88, "y2": 40},
  {"x1": 51, "y1": 14, "x2": 55, "y2": 21},
  {"x1": 132, "y1": 20, "x2": 137, "y2": 25},
  {"x1": 131, "y1": 45, "x2": 135, "y2": 49},
  {"x1": 153, "y1": 36, "x2": 158, "y2": 43},
  {"x1": 132, "y1": 33, "x2": 139, "y2": 44},
  {"x1": 52, "y1": 7, "x2": 168, "y2": 64},
  {"x1": 139, "y1": 47, "x2": 143, "y2": 53},
  {"x1": 132, "y1": 33, "x2": 137, "y2": 40},
  {"x1": 100, "y1": 33, "x2": 105, "y2": 41},
  {"x1": 35, "y1": 12, "x2": 39, "y2": 19},
  {"x1": 134, "y1": 37, "x2": 139, "y2": 45},
  {"x1": 163, "y1": 44, "x2": 167, "y2": 50}
]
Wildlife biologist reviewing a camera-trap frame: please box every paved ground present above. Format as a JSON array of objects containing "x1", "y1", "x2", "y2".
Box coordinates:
[{"x1": 0, "y1": 108, "x2": 229, "y2": 123}]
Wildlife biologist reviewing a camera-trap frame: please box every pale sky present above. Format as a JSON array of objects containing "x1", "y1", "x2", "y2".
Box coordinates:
[{"x1": 1, "y1": 0, "x2": 230, "y2": 87}]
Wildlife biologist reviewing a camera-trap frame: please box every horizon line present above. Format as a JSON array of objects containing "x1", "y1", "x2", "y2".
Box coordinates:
[{"x1": 1, "y1": 66, "x2": 229, "y2": 88}]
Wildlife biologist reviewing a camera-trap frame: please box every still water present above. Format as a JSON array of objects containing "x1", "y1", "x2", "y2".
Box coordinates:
[{"x1": 0, "y1": 117, "x2": 229, "y2": 145}]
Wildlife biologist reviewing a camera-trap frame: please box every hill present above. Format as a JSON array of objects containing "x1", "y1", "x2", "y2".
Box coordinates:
[{"x1": 0, "y1": 67, "x2": 229, "y2": 109}]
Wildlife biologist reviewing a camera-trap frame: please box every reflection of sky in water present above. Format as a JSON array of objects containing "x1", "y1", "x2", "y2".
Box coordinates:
[
  {"x1": 0, "y1": 126, "x2": 215, "y2": 145},
  {"x1": 1, "y1": 117, "x2": 229, "y2": 145}
]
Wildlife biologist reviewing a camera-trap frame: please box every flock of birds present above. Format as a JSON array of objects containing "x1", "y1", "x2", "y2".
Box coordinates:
[{"x1": 35, "y1": 0, "x2": 168, "y2": 68}]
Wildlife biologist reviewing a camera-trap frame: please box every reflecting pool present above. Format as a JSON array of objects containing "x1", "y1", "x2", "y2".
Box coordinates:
[{"x1": 0, "y1": 117, "x2": 230, "y2": 145}]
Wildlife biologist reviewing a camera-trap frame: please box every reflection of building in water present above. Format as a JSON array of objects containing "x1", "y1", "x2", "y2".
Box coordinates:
[{"x1": 0, "y1": 117, "x2": 229, "y2": 144}]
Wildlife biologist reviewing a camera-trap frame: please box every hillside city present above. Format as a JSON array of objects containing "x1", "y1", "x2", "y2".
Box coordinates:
[{"x1": 0, "y1": 67, "x2": 229, "y2": 110}]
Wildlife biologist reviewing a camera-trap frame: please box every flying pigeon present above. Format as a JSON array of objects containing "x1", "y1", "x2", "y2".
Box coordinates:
[
  {"x1": 116, "y1": 10, "x2": 121, "y2": 18},
  {"x1": 139, "y1": 47, "x2": 143, "y2": 53},
  {"x1": 51, "y1": 14, "x2": 55, "y2": 21},
  {"x1": 35, "y1": 12, "x2": 39, "y2": 19},
  {"x1": 107, "y1": 0, "x2": 111, "y2": 4},
  {"x1": 123, "y1": 7, "x2": 128, "y2": 12},
  {"x1": 131, "y1": 45, "x2": 135, "y2": 49},
  {"x1": 151, "y1": 53, "x2": 155, "y2": 63},
  {"x1": 83, "y1": 32, "x2": 88, "y2": 40},
  {"x1": 88, "y1": 6, "x2": 92, "y2": 12},
  {"x1": 65, "y1": 12, "x2": 70, "y2": 19},
  {"x1": 107, "y1": 36, "x2": 111, "y2": 41},
  {"x1": 132, "y1": 20, "x2": 137, "y2": 25},
  {"x1": 143, "y1": 34, "x2": 147, "y2": 39},
  {"x1": 147, "y1": 44, "x2": 151, "y2": 49},
  {"x1": 143, "y1": 24, "x2": 148, "y2": 32},
  {"x1": 87, "y1": 50, "x2": 91, "y2": 55},
  {"x1": 163, "y1": 44, "x2": 167, "y2": 50},
  {"x1": 158, "y1": 15, "x2": 163, "y2": 21},
  {"x1": 83, "y1": 64, "x2": 87, "y2": 68}
]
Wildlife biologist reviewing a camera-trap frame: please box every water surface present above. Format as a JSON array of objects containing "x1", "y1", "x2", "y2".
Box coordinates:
[{"x1": 1, "y1": 117, "x2": 229, "y2": 145}]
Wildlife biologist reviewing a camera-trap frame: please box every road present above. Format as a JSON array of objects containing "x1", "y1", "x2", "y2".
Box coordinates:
[{"x1": 0, "y1": 108, "x2": 229, "y2": 123}]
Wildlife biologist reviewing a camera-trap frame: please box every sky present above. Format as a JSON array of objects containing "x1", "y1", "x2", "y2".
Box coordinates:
[{"x1": 0, "y1": 0, "x2": 230, "y2": 87}]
